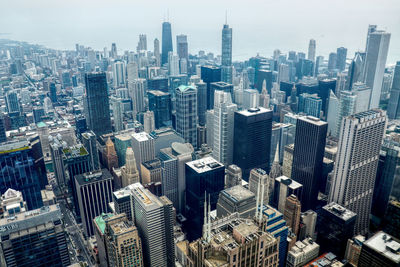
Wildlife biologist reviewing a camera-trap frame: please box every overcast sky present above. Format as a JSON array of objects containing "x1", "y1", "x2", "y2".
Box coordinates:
[{"x1": 1, "y1": 0, "x2": 400, "y2": 63}]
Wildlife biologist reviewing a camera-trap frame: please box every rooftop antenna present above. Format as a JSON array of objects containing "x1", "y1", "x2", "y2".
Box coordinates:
[
  {"x1": 167, "y1": 9, "x2": 170, "y2": 22},
  {"x1": 225, "y1": 10, "x2": 228, "y2": 25}
]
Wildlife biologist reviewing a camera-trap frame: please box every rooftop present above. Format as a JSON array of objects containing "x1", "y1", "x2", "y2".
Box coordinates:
[
  {"x1": 94, "y1": 213, "x2": 115, "y2": 234},
  {"x1": 147, "y1": 90, "x2": 170, "y2": 96},
  {"x1": 186, "y1": 156, "x2": 223, "y2": 174},
  {"x1": 176, "y1": 84, "x2": 196, "y2": 93},
  {"x1": 363, "y1": 231, "x2": 400, "y2": 263},
  {"x1": 236, "y1": 107, "x2": 272, "y2": 117},
  {"x1": 75, "y1": 169, "x2": 113, "y2": 186},
  {"x1": 299, "y1": 115, "x2": 328, "y2": 126},
  {"x1": 132, "y1": 131, "x2": 152, "y2": 142},
  {"x1": 275, "y1": 176, "x2": 302, "y2": 190},
  {"x1": 323, "y1": 202, "x2": 357, "y2": 221},
  {"x1": 222, "y1": 185, "x2": 254, "y2": 202}
]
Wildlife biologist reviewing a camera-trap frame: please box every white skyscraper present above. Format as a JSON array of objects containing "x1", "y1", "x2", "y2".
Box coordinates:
[
  {"x1": 131, "y1": 132, "x2": 155, "y2": 175},
  {"x1": 329, "y1": 109, "x2": 386, "y2": 235},
  {"x1": 308, "y1": 39, "x2": 316, "y2": 62},
  {"x1": 168, "y1": 52, "x2": 180, "y2": 76},
  {"x1": 243, "y1": 89, "x2": 259, "y2": 109},
  {"x1": 278, "y1": 63, "x2": 290, "y2": 83},
  {"x1": 128, "y1": 78, "x2": 147, "y2": 115},
  {"x1": 143, "y1": 110, "x2": 155, "y2": 134},
  {"x1": 211, "y1": 90, "x2": 237, "y2": 166},
  {"x1": 363, "y1": 29, "x2": 391, "y2": 109},
  {"x1": 112, "y1": 60, "x2": 126, "y2": 88},
  {"x1": 126, "y1": 61, "x2": 138, "y2": 82},
  {"x1": 154, "y1": 38, "x2": 161, "y2": 67},
  {"x1": 327, "y1": 90, "x2": 339, "y2": 136}
]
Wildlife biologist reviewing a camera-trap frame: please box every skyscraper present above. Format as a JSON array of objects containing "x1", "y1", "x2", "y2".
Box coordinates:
[
  {"x1": 387, "y1": 61, "x2": 400, "y2": 119},
  {"x1": 346, "y1": 52, "x2": 365, "y2": 90},
  {"x1": 112, "y1": 60, "x2": 126, "y2": 88},
  {"x1": 131, "y1": 183, "x2": 175, "y2": 267},
  {"x1": 329, "y1": 109, "x2": 386, "y2": 235},
  {"x1": 216, "y1": 185, "x2": 256, "y2": 218},
  {"x1": 176, "y1": 34, "x2": 188, "y2": 69},
  {"x1": 129, "y1": 78, "x2": 147, "y2": 115},
  {"x1": 363, "y1": 28, "x2": 391, "y2": 109},
  {"x1": 336, "y1": 47, "x2": 348, "y2": 71},
  {"x1": 83, "y1": 72, "x2": 112, "y2": 136},
  {"x1": 161, "y1": 21, "x2": 173, "y2": 65},
  {"x1": 131, "y1": 132, "x2": 155, "y2": 175},
  {"x1": 221, "y1": 23, "x2": 233, "y2": 83},
  {"x1": 175, "y1": 85, "x2": 198, "y2": 148},
  {"x1": 120, "y1": 147, "x2": 140, "y2": 187},
  {"x1": 200, "y1": 65, "x2": 221, "y2": 109},
  {"x1": 0, "y1": 205, "x2": 70, "y2": 267},
  {"x1": 185, "y1": 157, "x2": 225, "y2": 240},
  {"x1": 328, "y1": 52, "x2": 337, "y2": 70},
  {"x1": 137, "y1": 34, "x2": 147, "y2": 51},
  {"x1": 196, "y1": 81, "x2": 207, "y2": 126},
  {"x1": 283, "y1": 194, "x2": 301, "y2": 237},
  {"x1": 298, "y1": 93, "x2": 322, "y2": 118},
  {"x1": 307, "y1": 39, "x2": 316, "y2": 62},
  {"x1": 148, "y1": 91, "x2": 172, "y2": 129},
  {"x1": 233, "y1": 107, "x2": 273, "y2": 178},
  {"x1": 291, "y1": 116, "x2": 327, "y2": 211},
  {"x1": 82, "y1": 130, "x2": 100, "y2": 171},
  {"x1": 75, "y1": 170, "x2": 114, "y2": 237},
  {"x1": 5, "y1": 90, "x2": 20, "y2": 114},
  {"x1": 210, "y1": 90, "x2": 237, "y2": 166},
  {"x1": 154, "y1": 38, "x2": 161, "y2": 67}
]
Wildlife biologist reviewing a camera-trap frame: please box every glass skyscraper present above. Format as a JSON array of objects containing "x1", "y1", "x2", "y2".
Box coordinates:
[
  {"x1": 147, "y1": 90, "x2": 172, "y2": 129},
  {"x1": 200, "y1": 65, "x2": 221, "y2": 110},
  {"x1": 83, "y1": 72, "x2": 112, "y2": 137},
  {"x1": 221, "y1": 24, "x2": 232, "y2": 83},
  {"x1": 161, "y1": 21, "x2": 173, "y2": 65}
]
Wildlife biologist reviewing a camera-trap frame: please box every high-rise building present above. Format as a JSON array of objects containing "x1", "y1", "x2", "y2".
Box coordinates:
[
  {"x1": 210, "y1": 90, "x2": 237, "y2": 166},
  {"x1": 187, "y1": 213, "x2": 280, "y2": 267},
  {"x1": 317, "y1": 202, "x2": 357, "y2": 259},
  {"x1": 286, "y1": 238, "x2": 320, "y2": 267},
  {"x1": 126, "y1": 61, "x2": 138, "y2": 82},
  {"x1": 111, "y1": 42, "x2": 117, "y2": 58},
  {"x1": 196, "y1": 81, "x2": 207, "y2": 126},
  {"x1": 283, "y1": 195, "x2": 302, "y2": 236},
  {"x1": 143, "y1": 110, "x2": 155, "y2": 134},
  {"x1": 0, "y1": 205, "x2": 70, "y2": 267},
  {"x1": 161, "y1": 21, "x2": 173, "y2": 65},
  {"x1": 225, "y1": 164, "x2": 242, "y2": 189},
  {"x1": 216, "y1": 185, "x2": 256, "y2": 218},
  {"x1": 185, "y1": 157, "x2": 225, "y2": 240},
  {"x1": 0, "y1": 139, "x2": 46, "y2": 210},
  {"x1": 129, "y1": 78, "x2": 147, "y2": 115},
  {"x1": 5, "y1": 90, "x2": 20, "y2": 114},
  {"x1": 328, "y1": 52, "x2": 337, "y2": 70},
  {"x1": 137, "y1": 33, "x2": 147, "y2": 51},
  {"x1": 131, "y1": 183, "x2": 175, "y2": 267},
  {"x1": 383, "y1": 200, "x2": 400, "y2": 240},
  {"x1": 147, "y1": 90, "x2": 172, "y2": 129},
  {"x1": 387, "y1": 61, "x2": 400, "y2": 119},
  {"x1": 82, "y1": 130, "x2": 100, "y2": 171},
  {"x1": 168, "y1": 52, "x2": 180, "y2": 76},
  {"x1": 249, "y1": 168, "x2": 269, "y2": 204},
  {"x1": 291, "y1": 116, "x2": 327, "y2": 211},
  {"x1": 363, "y1": 28, "x2": 391, "y2": 109},
  {"x1": 273, "y1": 176, "x2": 303, "y2": 213},
  {"x1": 221, "y1": 23, "x2": 233, "y2": 83},
  {"x1": 0, "y1": 188, "x2": 27, "y2": 217},
  {"x1": 154, "y1": 38, "x2": 161, "y2": 67},
  {"x1": 336, "y1": 47, "x2": 348, "y2": 71},
  {"x1": 329, "y1": 110, "x2": 386, "y2": 235},
  {"x1": 177, "y1": 34, "x2": 188, "y2": 71},
  {"x1": 233, "y1": 107, "x2": 273, "y2": 179},
  {"x1": 334, "y1": 90, "x2": 357, "y2": 137},
  {"x1": 200, "y1": 65, "x2": 221, "y2": 109},
  {"x1": 105, "y1": 137, "x2": 118, "y2": 170},
  {"x1": 83, "y1": 72, "x2": 112, "y2": 136},
  {"x1": 131, "y1": 132, "x2": 155, "y2": 175},
  {"x1": 75, "y1": 170, "x2": 113, "y2": 237},
  {"x1": 120, "y1": 147, "x2": 140, "y2": 187},
  {"x1": 243, "y1": 89, "x2": 259, "y2": 109},
  {"x1": 0, "y1": 117, "x2": 7, "y2": 144},
  {"x1": 111, "y1": 97, "x2": 124, "y2": 132},
  {"x1": 308, "y1": 39, "x2": 316, "y2": 62},
  {"x1": 358, "y1": 231, "x2": 400, "y2": 267},
  {"x1": 298, "y1": 210, "x2": 317, "y2": 241},
  {"x1": 102, "y1": 213, "x2": 144, "y2": 267},
  {"x1": 175, "y1": 85, "x2": 198, "y2": 148},
  {"x1": 347, "y1": 52, "x2": 365, "y2": 90},
  {"x1": 298, "y1": 93, "x2": 322, "y2": 118},
  {"x1": 112, "y1": 60, "x2": 126, "y2": 88}
]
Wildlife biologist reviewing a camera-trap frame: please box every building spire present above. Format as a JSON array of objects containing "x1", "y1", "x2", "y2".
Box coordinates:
[{"x1": 225, "y1": 10, "x2": 228, "y2": 25}]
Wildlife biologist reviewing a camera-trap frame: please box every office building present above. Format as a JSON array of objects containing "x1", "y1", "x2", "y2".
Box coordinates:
[
  {"x1": 358, "y1": 231, "x2": 400, "y2": 267},
  {"x1": 317, "y1": 202, "x2": 357, "y2": 259},
  {"x1": 216, "y1": 185, "x2": 256, "y2": 218},
  {"x1": 154, "y1": 38, "x2": 161, "y2": 66},
  {"x1": 114, "y1": 133, "x2": 132, "y2": 166},
  {"x1": 187, "y1": 213, "x2": 279, "y2": 267},
  {"x1": 175, "y1": 85, "x2": 198, "y2": 148},
  {"x1": 159, "y1": 142, "x2": 193, "y2": 213},
  {"x1": 131, "y1": 132, "x2": 155, "y2": 175},
  {"x1": 282, "y1": 144, "x2": 294, "y2": 178},
  {"x1": 83, "y1": 72, "x2": 112, "y2": 136},
  {"x1": 308, "y1": 39, "x2": 316, "y2": 62},
  {"x1": 225, "y1": 164, "x2": 242, "y2": 189},
  {"x1": 141, "y1": 159, "x2": 162, "y2": 184},
  {"x1": 200, "y1": 65, "x2": 221, "y2": 109},
  {"x1": 298, "y1": 93, "x2": 322, "y2": 118},
  {"x1": 131, "y1": 183, "x2": 175, "y2": 267},
  {"x1": 345, "y1": 235, "x2": 366, "y2": 267},
  {"x1": 328, "y1": 52, "x2": 337, "y2": 70},
  {"x1": 363, "y1": 28, "x2": 391, "y2": 109},
  {"x1": 75, "y1": 170, "x2": 113, "y2": 237},
  {"x1": 262, "y1": 205, "x2": 289, "y2": 267},
  {"x1": 233, "y1": 107, "x2": 273, "y2": 179},
  {"x1": 104, "y1": 137, "x2": 118, "y2": 170},
  {"x1": 329, "y1": 110, "x2": 386, "y2": 235},
  {"x1": 112, "y1": 60, "x2": 126, "y2": 88},
  {"x1": 0, "y1": 205, "x2": 70, "y2": 267},
  {"x1": 147, "y1": 90, "x2": 172, "y2": 129},
  {"x1": 185, "y1": 157, "x2": 225, "y2": 240},
  {"x1": 0, "y1": 139, "x2": 46, "y2": 210},
  {"x1": 210, "y1": 90, "x2": 237, "y2": 166},
  {"x1": 273, "y1": 176, "x2": 303, "y2": 213},
  {"x1": 284, "y1": 195, "x2": 302, "y2": 236},
  {"x1": 0, "y1": 188, "x2": 27, "y2": 218},
  {"x1": 221, "y1": 23, "x2": 233, "y2": 83},
  {"x1": 82, "y1": 131, "x2": 100, "y2": 171},
  {"x1": 383, "y1": 200, "x2": 400, "y2": 240},
  {"x1": 5, "y1": 90, "x2": 20, "y2": 114},
  {"x1": 129, "y1": 78, "x2": 147, "y2": 115},
  {"x1": 291, "y1": 116, "x2": 327, "y2": 211},
  {"x1": 210, "y1": 81, "x2": 234, "y2": 101},
  {"x1": 161, "y1": 21, "x2": 173, "y2": 65},
  {"x1": 196, "y1": 81, "x2": 207, "y2": 126},
  {"x1": 101, "y1": 213, "x2": 144, "y2": 267},
  {"x1": 111, "y1": 97, "x2": 124, "y2": 132},
  {"x1": 387, "y1": 61, "x2": 400, "y2": 119},
  {"x1": 112, "y1": 186, "x2": 134, "y2": 222},
  {"x1": 336, "y1": 47, "x2": 347, "y2": 71},
  {"x1": 120, "y1": 147, "x2": 140, "y2": 187},
  {"x1": 256, "y1": 69, "x2": 273, "y2": 94},
  {"x1": 143, "y1": 110, "x2": 155, "y2": 133},
  {"x1": 243, "y1": 89, "x2": 259, "y2": 109},
  {"x1": 249, "y1": 168, "x2": 269, "y2": 204},
  {"x1": 286, "y1": 238, "x2": 320, "y2": 267}
]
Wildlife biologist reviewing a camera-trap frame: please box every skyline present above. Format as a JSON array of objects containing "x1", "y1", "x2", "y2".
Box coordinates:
[{"x1": 2, "y1": 0, "x2": 400, "y2": 63}]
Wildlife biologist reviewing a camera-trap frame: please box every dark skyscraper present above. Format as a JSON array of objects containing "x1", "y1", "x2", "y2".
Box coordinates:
[
  {"x1": 233, "y1": 107, "x2": 273, "y2": 179},
  {"x1": 0, "y1": 116, "x2": 6, "y2": 143},
  {"x1": 387, "y1": 61, "x2": 400, "y2": 119},
  {"x1": 83, "y1": 72, "x2": 112, "y2": 137},
  {"x1": 200, "y1": 65, "x2": 221, "y2": 109},
  {"x1": 255, "y1": 69, "x2": 273, "y2": 94},
  {"x1": 291, "y1": 116, "x2": 327, "y2": 211},
  {"x1": 148, "y1": 90, "x2": 172, "y2": 129},
  {"x1": 221, "y1": 23, "x2": 233, "y2": 83},
  {"x1": 196, "y1": 81, "x2": 207, "y2": 126},
  {"x1": 161, "y1": 21, "x2": 173, "y2": 65},
  {"x1": 176, "y1": 34, "x2": 188, "y2": 61}
]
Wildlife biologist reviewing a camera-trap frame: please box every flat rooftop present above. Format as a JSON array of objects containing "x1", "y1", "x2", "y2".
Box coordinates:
[
  {"x1": 236, "y1": 107, "x2": 272, "y2": 117},
  {"x1": 222, "y1": 185, "x2": 254, "y2": 202},
  {"x1": 132, "y1": 132, "x2": 152, "y2": 142},
  {"x1": 364, "y1": 231, "x2": 400, "y2": 263},
  {"x1": 323, "y1": 202, "x2": 357, "y2": 221},
  {"x1": 75, "y1": 169, "x2": 112, "y2": 186},
  {"x1": 299, "y1": 115, "x2": 328, "y2": 126},
  {"x1": 275, "y1": 176, "x2": 302, "y2": 190},
  {"x1": 186, "y1": 156, "x2": 223, "y2": 174},
  {"x1": 147, "y1": 90, "x2": 170, "y2": 96}
]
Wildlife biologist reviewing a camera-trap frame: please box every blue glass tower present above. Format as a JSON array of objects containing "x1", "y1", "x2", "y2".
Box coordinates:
[
  {"x1": 161, "y1": 21, "x2": 173, "y2": 65},
  {"x1": 298, "y1": 93, "x2": 322, "y2": 118},
  {"x1": 148, "y1": 90, "x2": 172, "y2": 129}
]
